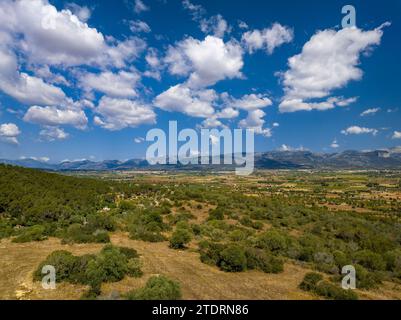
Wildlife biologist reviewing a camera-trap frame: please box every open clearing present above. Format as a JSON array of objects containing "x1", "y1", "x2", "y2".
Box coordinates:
[
  {"x1": 1, "y1": 232, "x2": 400, "y2": 300},
  {"x1": 0, "y1": 233, "x2": 313, "y2": 300}
]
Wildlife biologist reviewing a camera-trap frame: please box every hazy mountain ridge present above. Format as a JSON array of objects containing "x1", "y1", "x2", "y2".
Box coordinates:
[{"x1": 2, "y1": 148, "x2": 401, "y2": 171}]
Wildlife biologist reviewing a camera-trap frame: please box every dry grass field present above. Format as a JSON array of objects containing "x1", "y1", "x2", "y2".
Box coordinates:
[
  {"x1": 0, "y1": 232, "x2": 314, "y2": 300},
  {"x1": 1, "y1": 232, "x2": 401, "y2": 300}
]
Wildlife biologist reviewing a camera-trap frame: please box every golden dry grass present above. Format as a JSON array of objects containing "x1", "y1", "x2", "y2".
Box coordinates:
[
  {"x1": 1, "y1": 232, "x2": 400, "y2": 300},
  {"x1": 0, "y1": 232, "x2": 316, "y2": 300}
]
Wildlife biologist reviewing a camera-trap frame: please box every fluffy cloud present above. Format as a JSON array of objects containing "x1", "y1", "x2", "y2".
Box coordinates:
[
  {"x1": 216, "y1": 107, "x2": 239, "y2": 119},
  {"x1": 331, "y1": 139, "x2": 340, "y2": 148},
  {"x1": 200, "y1": 15, "x2": 230, "y2": 38},
  {"x1": 182, "y1": 0, "x2": 205, "y2": 21},
  {"x1": 134, "y1": 137, "x2": 145, "y2": 143},
  {"x1": 279, "y1": 24, "x2": 389, "y2": 113},
  {"x1": 32, "y1": 65, "x2": 70, "y2": 86},
  {"x1": 182, "y1": 0, "x2": 229, "y2": 38},
  {"x1": 0, "y1": 71, "x2": 67, "y2": 106},
  {"x1": 133, "y1": 0, "x2": 149, "y2": 14},
  {"x1": 239, "y1": 109, "x2": 272, "y2": 137},
  {"x1": 94, "y1": 96, "x2": 156, "y2": 130},
  {"x1": 0, "y1": 0, "x2": 146, "y2": 113},
  {"x1": 341, "y1": 126, "x2": 378, "y2": 136},
  {"x1": 23, "y1": 106, "x2": 88, "y2": 129},
  {"x1": 242, "y1": 23, "x2": 293, "y2": 54},
  {"x1": 238, "y1": 21, "x2": 249, "y2": 30},
  {"x1": 0, "y1": 43, "x2": 67, "y2": 105},
  {"x1": 0, "y1": 0, "x2": 105, "y2": 66},
  {"x1": 220, "y1": 93, "x2": 273, "y2": 136},
  {"x1": 65, "y1": 3, "x2": 91, "y2": 22},
  {"x1": 279, "y1": 96, "x2": 357, "y2": 113},
  {"x1": 360, "y1": 108, "x2": 380, "y2": 117},
  {"x1": 129, "y1": 20, "x2": 151, "y2": 33},
  {"x1": 143, "y1": 48, "x2": 162, "y2": 80},
  {"x1": 39, "y1": 126, "x2": 69, "y2": 141},
  {"x1": 101, "y1": 37, "x2": 146, "y2": 69},
  {"x1": 80, "y1": 71, "x2": 140, "y2": 99},
  {"x1": 0, "y1": 0, "x2": 146, "y2": 68},
  {"x1": 165, "y1": 36, "x2": 244, "y2": 88},
  {"x1": 200, "y1": 118, "x2": 226, "y2": 129},
  {"x1": 154, "y1": 84, "x2": 216, "y2": 118},
  {"x1": 225, "y1": 93, "x2": 272, "y2": 111},
  {"x1": 392, "y1": 131, "x2": 401, "y2": 139},
  {"x1": 0, "y1": 123, "x2": 21, "y2": 144},
  {"x1": 279, "y1": 144, "x2": 306, "y2": 152}
]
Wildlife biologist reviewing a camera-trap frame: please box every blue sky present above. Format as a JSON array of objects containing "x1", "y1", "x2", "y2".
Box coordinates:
[{"x1": 0, "y1": 0, "x2": 400, "y2": 162}]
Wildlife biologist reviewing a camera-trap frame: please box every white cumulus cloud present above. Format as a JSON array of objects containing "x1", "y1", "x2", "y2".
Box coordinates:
[
  {"x1": 242, "y1": 23, "x2": 293, "y2": 54},
  {"x1": 278, "y1": 24, "x2": 389, "y2": 113},
  {"x1": 154, "y1": 84, "x2": 216, "y2": 118},
  {"x1": 341, "y1": 126, "x2": 378, "y2": 136},
  {"x1": 23, "y1": 106, "x2": 88, "y2": 129},
  {"x1": 94, "y1": 96, "x2": 156, "y2": 131},
  {"x1": 0, "y1": 123, "x2": 21, "y2": 144},
  {"x1": 165, "y1": 36, "x2": 244, "y2": 88}
]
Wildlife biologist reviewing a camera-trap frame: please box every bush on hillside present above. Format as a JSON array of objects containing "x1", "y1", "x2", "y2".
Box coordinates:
[
  {"x1": 126, "y1": 276, "x2": 181, "y2": 300},
  {"x1": 170, "y1": 228, "x2": 192, "y2": 249},
  {"x1": 218, "y1": 245, "x2": 247, "y2": 272},
  {"x1": 12, "y1": 225, "x2": 47, "y2": 243},
  {"x1": 245, "y1": 248, "x2": 284, "y2": 274}
]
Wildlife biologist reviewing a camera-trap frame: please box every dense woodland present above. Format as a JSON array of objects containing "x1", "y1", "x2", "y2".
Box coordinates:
[{"x1": 1, "y1": 164, "x2": 401, "y2": 300}]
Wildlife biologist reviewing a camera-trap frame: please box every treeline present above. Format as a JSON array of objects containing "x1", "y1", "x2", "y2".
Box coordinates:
[
  {"x1": 0, "y1": 165, "x2": 120, "y2": 240},
  {"x1": 0, "y1": 164, "x2": 115, "y2": 223}
]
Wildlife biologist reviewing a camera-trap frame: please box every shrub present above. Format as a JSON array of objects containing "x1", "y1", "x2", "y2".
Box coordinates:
[
  {"x1": 34, "y1": 245, "x2": 143, "y2": 298},
  {"x1": 127, "y1": 258, "x2": 143, "y2": 278},
  {"x1": 355, "y1": 264, "x2": 382, "y2": 289},
  {"x1": 313, "y1": 252, "x2": 338, "y2": 274},
  {"x1": 13, "y1": 225, "x2": 47, "y2": 243},
  {"x1": 92, "y1": 230, "x2": 111, "y2": 243},
  {"x1": 191, "y1": 224, "x2": 201, "y2": 236},
  {"x1": 256, "y1": 230, "x2": 288, "y2": 254},
  {"x1": 300, "y1": 273, "x2": 358, "y2": 300},
  {"x1": 299, "y1": 272, "x2": 323, "y2": 291},
  {"x1": 129, "y1": 224, "x2": 165, "y2": 242},
  {"x1": 34, "y1": 250, "x2": 78, "y2": 281},
  {"x1": 126, "y1": 276, "x2": 182, "y2": 300},
  {"x1": 354, "y1": 250, "x2": 386, "y2": 271},
  {"x1": 229, "y1": 230, "x2": 246, "y2": 242},
  {"x1": 0, "y1": 220, "x2": 14, "y2": 239},
  {"x1": 119, "y1": 247, "x2": 140, "y2": 260},
  {"x1": 218, "y1": 245, "x2": 247, "y2": 272},
  {"x1": 128, "y1": 210, "x2": 168, "y2": 243},
  {"x1": 208, "y1": 207, "x2": 224, "y2": 221},
  {"x1": 170, "y1": 213, "x2": 195, "y2": 225},
  {"x1": 245, "y1": 248, "x2": 284, "y2": 274},
  {"x1": 315, "y1": 281, "x2": 358, "y2": 300},
  {"x1": 384, "y1": 249, "x2": 401, "y2": 278},
  {"x1": 87, "y1": 214, "x2": 116, "y2": 232},
  {"x1": 170, "y1": 228, "x2": 192, "y2": 249},
  {"x1": 199, "y1": 241, "x2": 226, "y2": 266},
  {"x1": 61, "y1": 223, "x2": 110, "y2": 244}
]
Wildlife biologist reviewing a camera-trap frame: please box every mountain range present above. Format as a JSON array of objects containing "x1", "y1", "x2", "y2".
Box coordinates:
[{"x1": 2, "y1": 148, "x2": 401, "y2": 171}]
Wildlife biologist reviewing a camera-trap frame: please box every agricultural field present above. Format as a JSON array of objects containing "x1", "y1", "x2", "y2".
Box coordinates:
[{"x1": 1, "y1": 165, "x2": 401, "y2": 300}]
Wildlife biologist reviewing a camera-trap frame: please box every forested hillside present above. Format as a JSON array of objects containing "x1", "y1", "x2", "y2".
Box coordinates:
[{"x1": 0, "y1": 165, "x2": 121, "y2": 242}]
